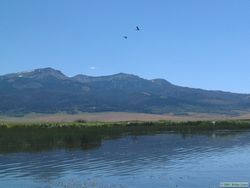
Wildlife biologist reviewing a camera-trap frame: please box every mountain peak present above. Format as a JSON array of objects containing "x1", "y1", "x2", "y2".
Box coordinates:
[
  {"x1": 4, "y1": 67, "x2": 68, "y2": 80},
  {"x1": 32, "y1": 67, "x2": 68, "y2": 80},
  {"x1": 109, "y1": 72, "x2": 140, "y2": 79},
  {"x1": 34, "y1": 67, "x2": 65, "y2": 74},
  {"x1": 72, "y1": 72, "x2": 142, "y2": 83},
  {"x1": 34, "y1": 67, "x2": 57, "y2": 72}
]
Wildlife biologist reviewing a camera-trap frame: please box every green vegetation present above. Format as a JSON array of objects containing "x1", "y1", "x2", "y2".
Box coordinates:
[{"x1": 1, "y1": 120, "x2": 250, "y2": 153}]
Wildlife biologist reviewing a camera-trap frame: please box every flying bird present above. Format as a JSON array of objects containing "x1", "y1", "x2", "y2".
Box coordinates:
[{"x1": 123, "y1": 26, "x2": 140, "y2": 39}]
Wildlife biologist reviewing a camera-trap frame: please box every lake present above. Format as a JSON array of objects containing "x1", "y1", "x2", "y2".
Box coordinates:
[{"x1": 1, "y1": 130, "x2": 250, "y2": 188}]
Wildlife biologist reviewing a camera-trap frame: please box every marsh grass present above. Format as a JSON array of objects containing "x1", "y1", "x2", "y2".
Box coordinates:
[{"x1": 1, "y1": 120, "x2": 250, "y2": 153}]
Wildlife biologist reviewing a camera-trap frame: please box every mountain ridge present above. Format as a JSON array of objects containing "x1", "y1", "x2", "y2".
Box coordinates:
[{"x1": 0, "y1": 67, "x2": 250, "y2": 116}]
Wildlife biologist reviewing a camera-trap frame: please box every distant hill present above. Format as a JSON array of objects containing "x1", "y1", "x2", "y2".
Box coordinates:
[{"x1": 0, "y1": 67, "x2": 250, "y2": 116}]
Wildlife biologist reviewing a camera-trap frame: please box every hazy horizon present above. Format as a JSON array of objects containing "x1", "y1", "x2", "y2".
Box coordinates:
[{"x1": 1, "y1": 0, "x2": 250, "y2": 93}]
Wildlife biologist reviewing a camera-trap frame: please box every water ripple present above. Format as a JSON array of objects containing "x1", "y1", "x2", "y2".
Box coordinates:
[{"x1": 1, "y1": 131, "x2": 250, "y2": 187}]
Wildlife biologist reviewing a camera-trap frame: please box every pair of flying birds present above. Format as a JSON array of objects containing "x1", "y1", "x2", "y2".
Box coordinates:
[{"x1": 123, "y1": 26, "x2": 140, "y2": 39}]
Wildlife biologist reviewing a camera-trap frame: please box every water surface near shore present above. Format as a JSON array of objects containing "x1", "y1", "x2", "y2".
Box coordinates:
[{"x1": 1, "y1": 130, "x2": 250, "y2": 187}]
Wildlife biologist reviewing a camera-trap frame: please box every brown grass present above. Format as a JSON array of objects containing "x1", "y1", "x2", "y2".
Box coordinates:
[{"x1": 1, "y1": 111, "x2": 250, "y2": 123}]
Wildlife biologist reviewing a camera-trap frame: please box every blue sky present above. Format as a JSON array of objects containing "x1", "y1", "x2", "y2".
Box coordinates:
[{"x1": 0, "y1": 0, "x2": 250, "y2": 93}]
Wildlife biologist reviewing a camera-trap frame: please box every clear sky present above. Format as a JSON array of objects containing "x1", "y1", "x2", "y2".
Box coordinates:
[{"x1": 0, "y1": 0, "x2": 250, "y2": 93}]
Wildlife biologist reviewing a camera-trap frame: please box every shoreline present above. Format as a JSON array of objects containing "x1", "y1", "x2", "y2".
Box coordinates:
[
  {"x1": 1, "y1": 120, "x2": 250, "y2": 153},
  {"x1": 1, "y1": 119, "x2": 250, "y2": 130}
]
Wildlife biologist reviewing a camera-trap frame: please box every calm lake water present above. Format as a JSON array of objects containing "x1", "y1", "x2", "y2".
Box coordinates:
[{"x1": 1, "y1": 131, "x2": 250, "y2": 188}]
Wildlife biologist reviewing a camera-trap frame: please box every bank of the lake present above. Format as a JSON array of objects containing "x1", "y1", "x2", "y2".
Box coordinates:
[{"x1": 1, "y1": 120, "x2": 250, "y2": 153}]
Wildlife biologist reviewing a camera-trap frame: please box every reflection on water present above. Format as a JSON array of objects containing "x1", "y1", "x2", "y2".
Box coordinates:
[{"x1": 1, "y1": 131, "x2": 250, "y2": 188}]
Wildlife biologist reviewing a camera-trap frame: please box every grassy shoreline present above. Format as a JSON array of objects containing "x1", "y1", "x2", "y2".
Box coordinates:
[
  {"x1": 1, "y1": 119, "x2": 250, "y2": 129},
  {"x1": 1, "y1": 120, "x2": 250, "y2": 153}
]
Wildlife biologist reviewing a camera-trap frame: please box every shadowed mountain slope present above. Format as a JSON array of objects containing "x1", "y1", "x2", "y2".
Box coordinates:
[{"x1": 0, "y1": 68, "x2": 250, "y2": 116}]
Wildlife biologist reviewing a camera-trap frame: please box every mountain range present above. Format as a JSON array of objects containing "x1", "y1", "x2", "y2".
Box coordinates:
[{"x1": 0, "y1": 67, "x2": 250, "y2": 116}]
